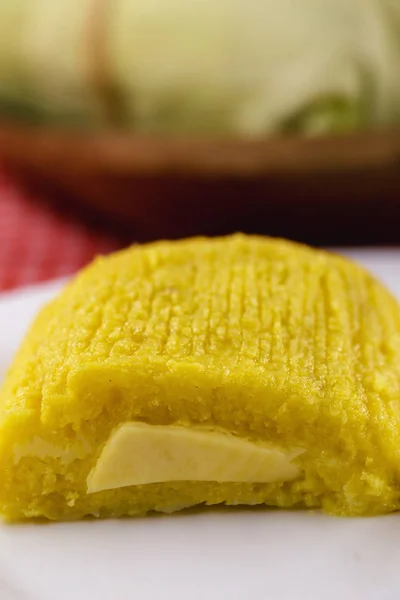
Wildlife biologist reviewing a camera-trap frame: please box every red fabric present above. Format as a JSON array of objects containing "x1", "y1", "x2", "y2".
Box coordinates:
[{"x1": 0, "y1": 171, "x2": 122, "y2": 292}]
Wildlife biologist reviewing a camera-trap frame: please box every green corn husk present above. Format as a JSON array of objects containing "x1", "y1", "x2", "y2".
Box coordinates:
[
  {"x1": 0, "y1": 0, "x2": 103, "y2": 127},
  {"x1": 0, "y1": 0, "x2": 399, "y2": 135}
]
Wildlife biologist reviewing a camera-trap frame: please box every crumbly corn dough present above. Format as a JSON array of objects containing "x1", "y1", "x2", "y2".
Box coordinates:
[{"x1": 1, "y1": 234, "x2": 400, "y2": 520}]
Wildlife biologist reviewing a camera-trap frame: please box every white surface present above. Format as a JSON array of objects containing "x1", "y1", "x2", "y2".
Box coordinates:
[{"x1": 0, "y1": 251, "x2": 400, "y2": 600}]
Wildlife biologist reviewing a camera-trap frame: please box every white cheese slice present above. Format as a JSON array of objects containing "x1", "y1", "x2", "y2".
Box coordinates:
[{"x1": 87, "y1": 422, "x2": 301, "y2": 494}]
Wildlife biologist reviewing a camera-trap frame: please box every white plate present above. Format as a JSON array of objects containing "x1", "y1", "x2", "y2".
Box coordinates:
[{"x1": 0, "y1": 251, "x2": 400, "y2": 600}]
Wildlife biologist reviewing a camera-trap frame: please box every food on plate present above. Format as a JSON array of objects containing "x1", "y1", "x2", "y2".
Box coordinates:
[
  {"x1": 1, "y1": 234, "x2": 400, "y2": 521},
  {"x1": 0, "y1": 0, "x2": 400, "y2": 135}
]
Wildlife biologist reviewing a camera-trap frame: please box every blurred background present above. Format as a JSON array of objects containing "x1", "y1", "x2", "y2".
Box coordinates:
[{"x1": 1, "y1": 0, "x2": 400, "y2": 294}]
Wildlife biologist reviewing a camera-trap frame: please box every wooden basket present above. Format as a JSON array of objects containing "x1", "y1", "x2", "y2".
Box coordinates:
[{"x1": 1, "y1": 123, "x2": 400, "y2": 245}]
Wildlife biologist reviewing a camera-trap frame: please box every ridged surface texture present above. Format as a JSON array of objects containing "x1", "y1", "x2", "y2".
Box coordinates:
[{"x1": 1, "y1": 234, "x2": 400, "y2": 520}]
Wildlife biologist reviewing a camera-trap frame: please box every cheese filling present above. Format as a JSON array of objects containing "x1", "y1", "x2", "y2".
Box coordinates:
[{"x1": 87, "y1": 422, "x2": 302, "y2": 494}]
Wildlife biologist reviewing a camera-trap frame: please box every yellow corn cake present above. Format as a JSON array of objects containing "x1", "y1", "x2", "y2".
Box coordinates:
[{"x1": 1, "y1": 234, "x2": 400, "y2": 520}]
